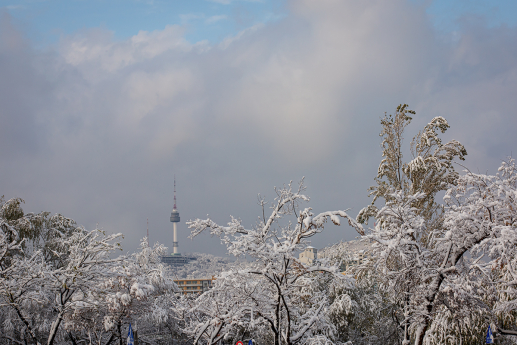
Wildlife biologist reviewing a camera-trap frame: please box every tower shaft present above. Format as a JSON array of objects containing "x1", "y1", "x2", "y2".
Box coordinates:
[
  {"x1": 173, "y1": 223, "x2": 178, "y2": 254},
  {"x1": 170, "y1": 176, "x2": 180, "y2": 255}
]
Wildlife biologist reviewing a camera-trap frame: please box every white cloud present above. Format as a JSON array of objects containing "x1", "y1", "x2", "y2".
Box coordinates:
[
  {"x1": 59, "y1": 25, "x2": 193, "y2": 79},
  {"x1": 5, "y1": 5, "x2": 26, "y2": 10},
  {"x1": 179, "y1": 13, "x2": 204, "y2": 23},
  {"x1": 217, "y1": 23, "x2": 263, "y2": 49},
  {"x1": 206, "y1": 0, "x2": 263, "y2": 4},
  {"x1": 205, "y1": 15, "x2": 228, "y2": 24}
]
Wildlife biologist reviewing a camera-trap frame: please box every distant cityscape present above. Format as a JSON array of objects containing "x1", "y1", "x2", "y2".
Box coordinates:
[{"x1": 160, "y1": 180, "x2": 371, "y2": 295}]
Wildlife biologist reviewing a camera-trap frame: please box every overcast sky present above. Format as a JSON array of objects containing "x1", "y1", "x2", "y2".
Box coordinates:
[{"x1": 1, "y1": 0, "x2": 517, "y2": 257}]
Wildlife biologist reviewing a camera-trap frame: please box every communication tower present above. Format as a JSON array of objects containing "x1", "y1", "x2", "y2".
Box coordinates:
[{"x1": 161, "y1": 177, "x2": 196, "y2": 267}]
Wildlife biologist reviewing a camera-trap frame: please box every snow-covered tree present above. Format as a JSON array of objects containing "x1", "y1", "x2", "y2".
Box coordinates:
[
  {"x1": 0, "y1": 206, "x2": 47, "y2": 344},
  {"x1": 0, "y1": 197, "x2": 123, "y2": 345},
  {"x1": 358, "y1": 104, "x2": 467, "y2": 232},
  {"x1": 350, "y1": 105, "x2": 474, "y2": 345},
  {"x1": 45, "y1": 229, "x2": 123, "y2": 345},
  {"x1": 439, "y1": 158, "x2": 517, "y2": 342},
  {"x1": 187, "y1": 179, "x2": 360, "y2": 345},
  {"x1": 315, "y1": 241, "x2": 403, "y2": 344},
  {"x1": 350, "y1": 158, "x2": 517, "y2": 345},
  {"x1": 65, "y1": 238, "x2": 177, "y2": 345}
]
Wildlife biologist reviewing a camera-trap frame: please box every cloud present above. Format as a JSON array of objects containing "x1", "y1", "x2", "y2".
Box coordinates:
[
  {"x1": 1, "y1": 0, "x2": 517, "y2": 256},
  {"x1": 59, "y1": 25, "x2": 192, "y2": 76},
  {"x1": 5, "y1": 5, "x2": 26, "y2": 10},
  {"x1": 0, "y1": 11, "x2": 52, "y2": 160},
  {"x1": 207, "y1": 0, "x2": 263, "y2": 5},
  {"x1": 179, "y1": 13, "x2": 205, "y2": 24},
  {"x1": 206, "y1": 15, "x2": 228, "y2": 24}
]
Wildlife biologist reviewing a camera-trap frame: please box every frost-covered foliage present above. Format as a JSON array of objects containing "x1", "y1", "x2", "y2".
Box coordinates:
[
  {"x1": 65, "y1": 238, "x2": 178, "y2": 345},
  {"x1": 0, "y1": 197, "x2": 123, "y2": 345},
  {"x1": 327, "y1": 272, "x2": 401, "y2": 345},
  {"x1": 317, "y1": 239, "x2": 402, "y2": 345},
  {"x1": 102, "y1": 238, "x2": 174, "y2": 322},
  {"x1": 187, "y1": 179, "x2": 360, "y2": 345},
  {"x1": 351, "y1": 106, "x2": 479, "y2": 345},
  {"x1": 439, "y1": 158, "x2": 517, "y2": 341},
  {"x1": 358, "y1": 104, "x2": 467, "y2": 232},
  {"x1": 0, "y1": 197, "x2": 187, "y2": 345},
  {"x1": 350, "y1": 159, "x2": 517, "y2": 345}
]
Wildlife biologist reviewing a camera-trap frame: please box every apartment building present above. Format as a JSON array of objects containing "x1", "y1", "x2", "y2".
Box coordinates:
[
  {"x1": 174, "y1": 277, "x2": 215, "y2": 295},
  {"x1": 313, "y1": 240, "x2": 372, "y2": 273}
]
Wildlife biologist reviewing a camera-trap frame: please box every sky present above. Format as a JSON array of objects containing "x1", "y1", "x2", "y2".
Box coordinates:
[{"x1": 1, "y1": 0, "x2": 517, "y2": 258}]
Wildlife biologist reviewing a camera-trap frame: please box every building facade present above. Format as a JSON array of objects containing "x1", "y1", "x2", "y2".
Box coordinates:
[
  {"x1": 174, "y1": 277, "x2": 215, "y2": 295},
  {"x1": 299, "y1": 246, "x2": 318, "y2": 265},
  {"x1": 318, "y1": 240, "x2": 372, "y2": 273}
]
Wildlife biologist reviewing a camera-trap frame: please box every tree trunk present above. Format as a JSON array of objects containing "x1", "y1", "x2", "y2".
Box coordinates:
[
  {"x1": 67, "y1": 332, "x2": 78, "y2": 345},
  {"x1": 104, "y1": 333, "x2": 115, "y2": 345},
  {"x1": 402, "y1": 292, "x2": 410, "y2": 345},
  {"x1": 47, "y1": 310, "x2": 65, "y2": 345},
  {"x1": 11, "y1": 303, "x2": 41, "y2": 345},
  {"x1": 272, "y1": 296, "x2": 281, "y2": 345},
  {"x1": 117, "y1": 320, "x2": 123, "y2": 345}
]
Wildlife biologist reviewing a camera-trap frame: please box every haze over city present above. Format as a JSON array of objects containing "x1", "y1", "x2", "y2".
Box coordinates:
[{"x1": 2, "y1": 0, "x2": 517, "y2": 257}]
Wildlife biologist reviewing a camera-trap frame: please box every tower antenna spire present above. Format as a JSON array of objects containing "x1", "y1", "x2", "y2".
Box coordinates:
[
  {"x1": 147, "y1": 218, "x2": 149, "y2": 245},
  {"x1": 174, "y1": 175, "x2": 177, "y2": 210}
]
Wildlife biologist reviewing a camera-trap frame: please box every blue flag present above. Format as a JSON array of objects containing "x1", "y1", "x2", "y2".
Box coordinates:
[
  {"x1": 127, "y1": 323, "x2": 134, "y2": 345},
  {"x1": 486, "y1": 325, "x2": 494, "y2": 344}
]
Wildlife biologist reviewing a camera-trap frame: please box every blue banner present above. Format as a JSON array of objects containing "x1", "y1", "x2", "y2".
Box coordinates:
[
  {"x1": 486, "y1": 325, "x2": 494, "y2": 344},
  {"x1": 127, "y1": 323, "x2": 134, "y2": 345}
]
